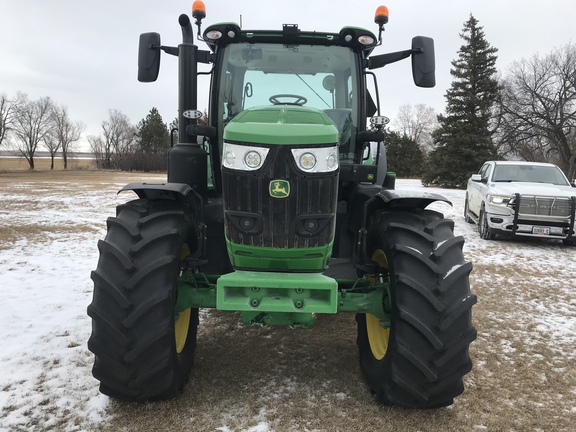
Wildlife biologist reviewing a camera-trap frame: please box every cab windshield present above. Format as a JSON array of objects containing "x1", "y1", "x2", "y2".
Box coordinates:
[
  {"x1": 493, "y1": 164, "x2": 570, "y2": 186},
  {"x1": 217, "y1": 42, "x2": 359, "y2": 162}
]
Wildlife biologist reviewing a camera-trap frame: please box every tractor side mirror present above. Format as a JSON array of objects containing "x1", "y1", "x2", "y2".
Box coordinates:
[
  {"x1": 357, "y1": 130, "x2": 384, "y2": 144},
  {"x1": 186, "y1": 124, "x2": 218, "y2": 139},
  {"x1": 411, "y1": 36, "x2": 435, "y2": 88},
  {"x1": 138, "y1": 32, "x2": 161, "y2": 83}
]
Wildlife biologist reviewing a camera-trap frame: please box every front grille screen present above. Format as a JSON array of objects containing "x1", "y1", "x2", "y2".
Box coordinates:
[
  {"x1": 518, "y1": 196, "x2": 572, "y2": 217},
  {"x1": 222, "y1": 145, "x2": 338, "y2": 248}
]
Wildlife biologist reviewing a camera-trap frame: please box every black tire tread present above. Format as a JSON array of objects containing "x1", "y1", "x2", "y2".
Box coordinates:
[
  {"x1": 88, "y1": 198, "x2": 199, "y2": 402},
  {"x1": 357, "y1": 209, "x2": 476, "y2": 408}
]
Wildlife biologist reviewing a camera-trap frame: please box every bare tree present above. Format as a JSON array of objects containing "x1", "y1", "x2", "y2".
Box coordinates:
[
  {"x1": 51, "y1": 103, "x2": 85, "y2": 169},
  {"x1": 88, "y1": 135, "x2": 107, "y2": 169},
  {"x1": 91, "y1": 110, "x2": 137, "y2": 169},
  {"x1": 104, "y1": 110, "x2": 137, "y2": 168},
  {"x1": 10, "y1": 94, "x2": 54, "y2": 169},
  {"x1": 392, "y1": 103, "x2": 438, "y2": 153},
  {"x1": 0, "y1": 93, "x2": 23, "y2": 148},
  {"x1": 42, "y1": 132, "x2": 60, "y2": 170},
  {"x1": 497, "y1": 43, "x2": 576, "y2": 178}
]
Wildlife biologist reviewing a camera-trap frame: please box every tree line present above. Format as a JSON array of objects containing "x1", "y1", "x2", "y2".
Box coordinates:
[
  {"x1": 0, "y1": 92, "x2": 179, "y2": 172},
  {"x1": 87, "y1": 108, "x2": 178, "y2": 172},
  {"x1": 0, "y1": 93, "x2": 84, "y2": 169},
  {"x1": 388, "y1": 15, "x2": 576, "y2": 188}
]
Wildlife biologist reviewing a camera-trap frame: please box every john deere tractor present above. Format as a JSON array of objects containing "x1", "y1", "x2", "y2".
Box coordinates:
[{"x1": 88, "y1": 2, "x2": 476, "y2": 408}]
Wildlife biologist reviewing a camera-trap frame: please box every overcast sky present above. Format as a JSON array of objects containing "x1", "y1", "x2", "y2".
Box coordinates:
[{"x1": 1, "y1": 0, "x2": 574, "y2": 151}]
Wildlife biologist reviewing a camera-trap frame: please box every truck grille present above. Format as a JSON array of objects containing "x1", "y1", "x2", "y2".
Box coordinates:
[
  {"x1": 222, "y1": 145, "x2": 338, "y2": 248},
  {"x1": 517, "y1": 195, "x2": 572, "y2": 217}
]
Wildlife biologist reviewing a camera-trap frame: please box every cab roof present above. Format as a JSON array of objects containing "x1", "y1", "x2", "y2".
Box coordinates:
[{"x1": 202, "y1": 22, "x2": 379, "y2": 56}]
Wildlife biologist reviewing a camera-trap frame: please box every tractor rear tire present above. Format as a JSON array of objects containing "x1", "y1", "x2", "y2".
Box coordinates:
[
  {"x1": 88, "y1": 198, "x2": 199, "y2": 402},
  {"x1": 356, "y1": 209, "x2": 477, "y2": 408}
]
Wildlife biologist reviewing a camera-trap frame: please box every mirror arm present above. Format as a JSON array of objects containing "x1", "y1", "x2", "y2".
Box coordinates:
[
  {"x1": 368, "y1": 49, "x2": 413, "y2": 70},
  {"x1": 159, "y1": 45, "x2": 179, "y2": 56}
]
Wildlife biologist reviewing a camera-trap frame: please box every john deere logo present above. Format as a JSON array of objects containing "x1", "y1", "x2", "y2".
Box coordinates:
[{"x1": 269, "y1": 180, "x2": 290, "y2": 198}]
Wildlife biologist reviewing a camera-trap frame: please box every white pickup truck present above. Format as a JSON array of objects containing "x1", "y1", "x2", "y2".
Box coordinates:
[{"x1": 465, "y1": 161, "x2": 576, "y2": 245}]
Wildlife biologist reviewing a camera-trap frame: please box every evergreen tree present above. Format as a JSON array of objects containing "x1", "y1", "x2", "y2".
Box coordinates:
[
  {"x1": 137, "y1": 107, "x2": 169, "y2": 154},
  {"x1": 422, "y1": 15, "x2": 499, "y2": 188},
  {"x1": 385, "y1": 130, "x2": 423, "y2": 178}
]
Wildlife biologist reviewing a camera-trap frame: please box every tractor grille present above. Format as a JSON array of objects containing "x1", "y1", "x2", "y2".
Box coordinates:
[
  {"x1": 517, "y1": 195, "x2": 572, "y2": 217},
  {"x1": 222, "y1": 145, "x2": 338, "y2": 248}
]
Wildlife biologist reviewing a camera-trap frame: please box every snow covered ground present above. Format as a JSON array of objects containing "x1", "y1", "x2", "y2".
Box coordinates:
[{"x1": 0, "y1": 173, "x2": 574, "y2": 431}]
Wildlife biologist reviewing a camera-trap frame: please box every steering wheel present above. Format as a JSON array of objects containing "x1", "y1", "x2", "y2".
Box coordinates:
[{"x1": 269, "y1": 94, "x2": 308, "y2": 106}]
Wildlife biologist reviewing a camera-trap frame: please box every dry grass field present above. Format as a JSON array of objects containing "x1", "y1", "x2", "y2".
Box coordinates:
[
  {"x1": 0, "y1": 169, "x2": 575, "y2": 431},
  {"x1": 0, "y1": 156, "x2": 96, "y2": 172}
]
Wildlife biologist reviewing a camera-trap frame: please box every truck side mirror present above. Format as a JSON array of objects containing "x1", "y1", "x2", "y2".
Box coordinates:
[
  {"x1": 138, "y1": 32, "x2": 161, "y2": 83},
  {"x1": 470, "y1": 174, "x2": 483, "y2": 182},
  {"x1": 411, "y1": 36, "x2": 435, "y2": 88}
]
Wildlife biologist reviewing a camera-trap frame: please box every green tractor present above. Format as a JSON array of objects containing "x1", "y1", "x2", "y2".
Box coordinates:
[{"x1": 88, "y1": 2, "x2": 476, "y2": 408}]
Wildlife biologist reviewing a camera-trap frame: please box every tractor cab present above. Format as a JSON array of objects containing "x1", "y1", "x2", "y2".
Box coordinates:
[
  {"x1": 199, "y1": 18, "x2": 434, "y2": 187},
  {"x1": 205, "y1": 24, "x2": 369, "y2": 166}
]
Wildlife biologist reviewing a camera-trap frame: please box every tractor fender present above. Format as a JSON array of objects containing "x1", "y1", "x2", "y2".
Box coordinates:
[
  {"x1": 362, "y1": 189, "x2": 452, "y2": 229},
  {"x1": 369, "y1": 189, "x2": 451, "y2": 210},
  {"x1": 345, "y1": 184, "x2": 451, "y2": 244},
  {"x1": 347, "y1": 185, "x2": 452, "y2": 233},
  {"x1": 119, "y1": 182, "x2": 202, "y2": 209},
  {"x1": 355, "y1": 189, "x2": 452, "y2": 262}
]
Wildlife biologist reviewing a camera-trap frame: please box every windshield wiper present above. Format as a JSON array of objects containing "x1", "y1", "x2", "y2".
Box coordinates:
[{"x1": 296, "y1": 74, "x2": 331, "y2": 108}]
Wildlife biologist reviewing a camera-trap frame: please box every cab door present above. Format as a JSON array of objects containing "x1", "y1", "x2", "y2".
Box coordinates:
[{"x1": 468, "y1": 162, "x2": 491, "y2": 215}]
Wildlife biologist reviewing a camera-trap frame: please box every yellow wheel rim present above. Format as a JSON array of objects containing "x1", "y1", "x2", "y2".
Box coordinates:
[
  {"x1": 366, "y1": 249, "x2": 390, "y2": 361},
  {"x1": 175, "y1": 308, "x2": 191, "y2": 353},
  {"x1": 366, "y1": 313, "x2": 390, "y2": 360},
  {"x1": 371, "y1": 249, "x2": 387, "y2": 269},
  {"x1": 175, "y1": 244, "x2": 191, "y2": 354}
]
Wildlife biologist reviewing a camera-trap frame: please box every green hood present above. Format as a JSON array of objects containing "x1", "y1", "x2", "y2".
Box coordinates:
[{"x1": 224, "y1": 106, "x2": 338, "y2": 146}]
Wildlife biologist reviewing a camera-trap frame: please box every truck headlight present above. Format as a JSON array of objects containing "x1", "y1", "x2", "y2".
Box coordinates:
[
  {"x1": 291, "y1": 146, "x2": 339, "y2": 173},
  {"x1": 489, "y1": 195, "x2": 512, "y2": 206},
  {"x1": 223, "y1": 142, "x2": 270, "y2": 171}
]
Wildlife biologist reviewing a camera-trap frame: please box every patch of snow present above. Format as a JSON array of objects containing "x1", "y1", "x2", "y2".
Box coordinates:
[
  {"x1": 444, "y1": 263, "x2": 464, "y2": 278},
  {"x1": 405, "y1": 246, "x2": 423, "y2": 254}
]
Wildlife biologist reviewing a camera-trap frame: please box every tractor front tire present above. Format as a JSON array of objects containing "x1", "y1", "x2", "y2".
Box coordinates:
[
  {"x1": 357, "y1": 209, "x2": 477, "y2": 408},
  {"x1": 88, "y1": 198, "x2": 199, "y2": 402}
]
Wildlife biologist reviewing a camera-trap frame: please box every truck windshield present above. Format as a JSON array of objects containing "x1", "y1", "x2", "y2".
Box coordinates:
[
  {"x1": 493, "y1": 164, "x2": 570, "y2": 186},
  {"x1": 217, "y1": 42, "x2": 359, "y2": 162}
]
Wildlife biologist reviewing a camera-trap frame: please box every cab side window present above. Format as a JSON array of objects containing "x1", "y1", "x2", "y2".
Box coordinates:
[{"x1": 478, "y1": 163, "x2": 491, "y2": 181}]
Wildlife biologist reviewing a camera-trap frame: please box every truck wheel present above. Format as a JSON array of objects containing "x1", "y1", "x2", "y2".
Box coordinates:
[
  {"x1": 463, "y1": 195, "x2": 473, "y2": 223},
  {"x1": 356, "y1": 209, "x2": 476, "y2": 408},
  {"x1": 88, "y1": 199, "x2": 199, "y2": 402},
  {"x1": 478, "y1": 207, "x2": 494, "y2": 240}
]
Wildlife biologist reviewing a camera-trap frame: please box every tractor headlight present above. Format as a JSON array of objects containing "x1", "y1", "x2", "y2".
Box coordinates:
[
  {"x1": 244, "y1": 150, "x2": 263, "y2": 169},
  {"x1": 299, "y1": 152, "x2": 317, "y2": 171},
  {"x1": 222, "y1": 142, "x2": 270, "y2": 171},
  {"x1": 291, "y1": 146, "x2": 339, "y2": 173}
]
